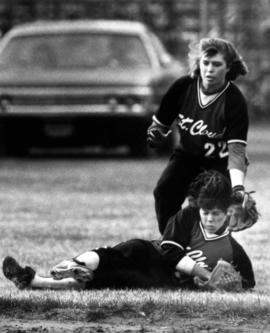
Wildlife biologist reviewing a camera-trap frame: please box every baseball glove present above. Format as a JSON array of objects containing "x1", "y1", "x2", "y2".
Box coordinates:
[
  {"x1": 228, "y1": 191, "x2": 259, "y2": 232},
  {"x1": 194, "y1": 259, "x2": 243, "y2": 292}
]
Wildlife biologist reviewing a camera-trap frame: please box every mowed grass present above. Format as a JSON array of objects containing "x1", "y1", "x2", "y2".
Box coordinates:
[{"x1": 0, "y1": 124, "x2": 270, "y2": 328}]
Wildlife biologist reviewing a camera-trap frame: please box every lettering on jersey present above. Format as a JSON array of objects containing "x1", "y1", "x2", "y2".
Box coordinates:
[
  {"x1": 177, "y1": 113, "x2": 225, "y2": 139},
  {"x1": 186, "y1": 247, "x2": 209, "y2": 269}
]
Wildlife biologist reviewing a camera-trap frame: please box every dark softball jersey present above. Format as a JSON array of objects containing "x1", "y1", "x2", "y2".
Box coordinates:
[
  {"x1": 160, "y1": 206, "x2": 255, "y2": 289},
  {"x1": 154, "y1": 76, "x2": 249, "y2": 159},
  {"x1": 89, "y1": 206, "x2": 255, "y2": 289}
]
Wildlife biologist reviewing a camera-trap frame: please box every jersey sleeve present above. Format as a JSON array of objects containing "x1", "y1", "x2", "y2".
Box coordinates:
[
  {"x1": 224, "y1": 84, "x2": 249, "y2": 145},
  {"x1": 154, "y1": 76, "x2": 192, "y2": 127},
  {"x1": 160, "y1": 207, "x2": 199, "y2": 268},
  {"x1": 230, "y1": 236, "x2": 256, "y2": 289},
  {"x1": 228, "y1": 142, "x2": 248, "y2": 172}
]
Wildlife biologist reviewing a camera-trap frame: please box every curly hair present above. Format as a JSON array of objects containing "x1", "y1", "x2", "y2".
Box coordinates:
[
  {"x1": 188, "y1": 170, "x2": 231, "y2": 211},
  {"x1": 188, "y1": 38, "x2": 248, "y2": 81}
]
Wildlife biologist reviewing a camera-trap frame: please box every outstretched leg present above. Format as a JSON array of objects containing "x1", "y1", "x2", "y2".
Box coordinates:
[
  {"x1": 3, "y1": 256, "x2": 85, "y2": 290},
  {"x1": 3, "y1": 240, "x2": 169, "y2": 290},
  {"x1": 50, "y1": 253, "x2": 97, "y2": 282},
  {"x1": 30, "y1": 275, "x2": 85, "y2": 290}
]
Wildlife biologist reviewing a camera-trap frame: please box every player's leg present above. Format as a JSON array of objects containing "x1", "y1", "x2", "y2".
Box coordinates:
[
  {"x1": 31, "y1": 275, "x2": 85, "y2": 290},
  {"x1": 50, "y1": 252, "x2": 98, "y2": 282},
  {"x1": 51, "y1": 239, "x2": 159, "y2": 289},
  {"x1": 2, "y1": 256, "x2": 85, "y2": 290},
  {"x1": 50, "y1": 239, "x2": 150, "y2": 288},
  {"x1": 154, "y1": 152, "x2": 199, "y2": 234},
  {"x1": 96, "y1": 239, "x2": 153, "y2": 270},
  {"x1": 89, "y1": 239, "x2": 170, "y2": 288},
  {"x1": 203, "y1": 158, "x2": 230, "y2": 181}
]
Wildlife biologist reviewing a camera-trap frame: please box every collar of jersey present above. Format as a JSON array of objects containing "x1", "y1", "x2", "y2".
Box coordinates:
[
  {"x1": 199, "y1": 221, "x2": 230, "y2": 240},
  {"x1": 197, "y1": 79, "x2": 230, "y2": 109}
]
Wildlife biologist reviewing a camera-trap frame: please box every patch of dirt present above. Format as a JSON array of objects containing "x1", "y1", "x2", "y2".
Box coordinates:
[{"x1": 1, "y1": 316, "x2": 270, "y2": 333}]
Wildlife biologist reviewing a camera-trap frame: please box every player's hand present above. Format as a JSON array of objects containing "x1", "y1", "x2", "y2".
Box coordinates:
[
  {"x1": 228, "y1": 190, "x2": 259, "y2": 232},
  {"x1": 147, "y1": 121, "x2": 171, "y2": 148},
  {"x1": 194, "y1": 259, "x2": 243, "y2": 292},
  {"x1": 231, "y1": 185, "x2": 245, "y2": 204}
]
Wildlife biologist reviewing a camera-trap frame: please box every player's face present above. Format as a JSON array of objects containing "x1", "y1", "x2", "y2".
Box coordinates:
[
  {"x1": 199, "y1": 52, "x2": 230, "y2": 92},
  {"x1": 199, "y1": 207, "x2": 227, "y2": 234}
]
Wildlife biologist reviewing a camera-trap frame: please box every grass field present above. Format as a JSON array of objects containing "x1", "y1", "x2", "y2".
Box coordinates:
[{"x1": 0, "y1": 124, "x2": 270, "y2": 332}]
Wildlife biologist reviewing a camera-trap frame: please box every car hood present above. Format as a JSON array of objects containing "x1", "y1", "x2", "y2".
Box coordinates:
[{"x1": 0, "y1": 68, "x2": 162, "y2": 87}]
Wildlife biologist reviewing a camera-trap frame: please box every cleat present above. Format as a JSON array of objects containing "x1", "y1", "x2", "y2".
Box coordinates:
[
  {"x1": 2, "y1": 256, "x2": 35, "y2": 289},
  {"x1": 50, "y1": 259, "x2": 94, "y2": 283}
]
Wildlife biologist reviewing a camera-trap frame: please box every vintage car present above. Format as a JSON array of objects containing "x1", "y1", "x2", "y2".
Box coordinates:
[{"x1": 0, "y1": 20, "x2": 184, "y2": 156}]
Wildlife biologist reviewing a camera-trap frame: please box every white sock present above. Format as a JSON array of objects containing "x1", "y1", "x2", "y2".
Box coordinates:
[{"x1": 75, "y1": 251, "x2": 100, "y2": 270}]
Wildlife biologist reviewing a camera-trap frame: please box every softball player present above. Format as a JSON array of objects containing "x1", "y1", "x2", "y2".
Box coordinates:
[
  {"x1": 3, "y1": 171, "x2": 255, "y2": 291},
  {"x1": 147, "y1": 37, "x2": 250, "y2": 234}
]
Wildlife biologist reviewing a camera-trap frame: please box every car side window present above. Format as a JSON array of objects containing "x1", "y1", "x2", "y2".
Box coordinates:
[
  {"x1": 149, "y1": 31, "x2": 172, "y2": 67},
  {"x1": 110, "y1": 36, "x2": 151, "y2": 68},
  {"x1": 32, "y1": 43, "x2": 56, "y2": 68}
]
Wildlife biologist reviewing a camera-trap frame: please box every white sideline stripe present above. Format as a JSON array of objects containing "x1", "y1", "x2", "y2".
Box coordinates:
[{"x1": 161, "y1": 240, "x2": 184, "y2": 250}]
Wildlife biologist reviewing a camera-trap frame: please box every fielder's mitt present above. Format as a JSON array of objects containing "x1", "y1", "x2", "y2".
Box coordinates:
[
  {"x1": 194, "y1": 259, "x2": 243, "y2": 292},
  {"x1": 228, "y1": 191, "x2": 259, "y2": 232}
]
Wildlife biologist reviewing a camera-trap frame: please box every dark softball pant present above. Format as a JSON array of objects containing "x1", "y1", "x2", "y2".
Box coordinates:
[
  {"x1": 86, "y1": 239, "x2": 178, "y2": 289},
  {"x1": 154, "y1": 150, "x2": 229, "y2": 234}
]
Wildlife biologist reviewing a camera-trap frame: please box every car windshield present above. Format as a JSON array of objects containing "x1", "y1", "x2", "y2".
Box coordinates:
[{"x1": 0, "y1": 32, "x2": 152, "y2": 70}]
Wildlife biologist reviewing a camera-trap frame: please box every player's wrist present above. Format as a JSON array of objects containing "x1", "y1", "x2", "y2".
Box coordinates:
[
  {"x1": 152, "y1": 115, "x2": 170, "y2": 130},
  {"x1": 232, "y1": 185, "x2": 245, "y2": 193},
  {"x1": 231, "y1": 185, "x2": 245, "y2": 204},
  {"x1": 192, "y1": 263, "x2": 211, "y2": 281}
]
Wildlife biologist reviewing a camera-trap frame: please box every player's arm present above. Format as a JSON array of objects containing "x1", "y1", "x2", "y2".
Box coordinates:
[
  {"x1": 230, "y1": 236, "x2": 256, "y2": 289},
  {"x1": 147, "y1": 76, "x2": 190, "y2": 148},
  {"x1": 176, "y1": 256, "x2": 211, "y2": 281},
  {"x1": 228, "y1": 142, "x2": 247, "y2": 188},
  {"x1": 160, "y1": 207, "x2": 210, "y2": 280},
  {"x1": 225, "y1": 85, "x2": 249, "y2": 195},
  {"x1": 161, "y1": 241, "x2": 211, "y2": 281},
  {"x1": 147, "y1": 116, "x2": 172, "y2": 148}
]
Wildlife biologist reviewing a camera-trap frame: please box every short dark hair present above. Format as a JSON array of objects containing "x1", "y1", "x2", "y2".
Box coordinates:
[
  {"x1": 188, "y1": 37, "x2": 248, "y2": 81},
  {"x1": 188, "y1": 170, "x2": 231, "y2": 211}
]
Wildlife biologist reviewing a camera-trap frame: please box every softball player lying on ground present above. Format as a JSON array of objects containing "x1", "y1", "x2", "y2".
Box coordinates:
[{"x1": 3, "y1": 170, "x2": 258, "y2": 292}]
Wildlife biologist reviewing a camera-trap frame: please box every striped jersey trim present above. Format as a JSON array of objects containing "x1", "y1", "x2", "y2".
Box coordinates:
[
  {"x1": 227, "y1": 139, "x2": 247, "y2": 145},
  {"x1": 197, "y1": 79, "x2": 230, "y2": 109},
  {"x1": 152, "y1": 115, "x2": 169, "y2": 129},
  {"x1": 199, "y1": 222, "x2": 230, "y2": 240},
  {"x1": 160, "y1": 240, "x2": 184, "y2": 250}
]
